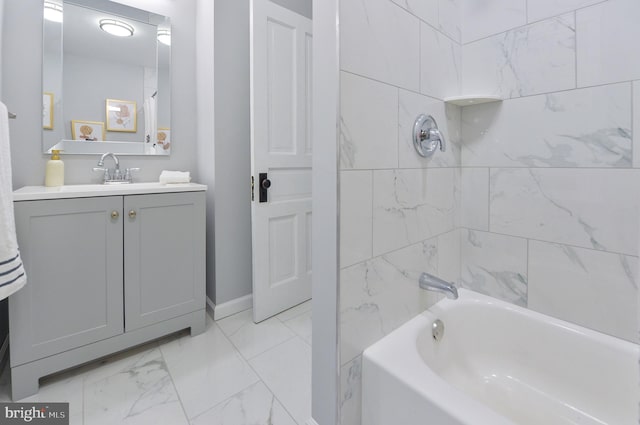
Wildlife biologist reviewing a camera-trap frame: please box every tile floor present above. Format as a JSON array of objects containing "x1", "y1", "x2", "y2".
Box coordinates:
[{"x1": 0, "y1": 300, "x2": 312, "y2": 425}]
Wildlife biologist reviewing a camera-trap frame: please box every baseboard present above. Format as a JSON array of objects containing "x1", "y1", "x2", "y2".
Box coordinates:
[
  {"x1": 213, "y1": 294, "x2": 252, "y2": 320},
  {"x1": 306, "y1": 419, "x2": 319, "y2": 425},
  {"x1": 206, "y1": 297, "x2": 216, "y2": 319}
]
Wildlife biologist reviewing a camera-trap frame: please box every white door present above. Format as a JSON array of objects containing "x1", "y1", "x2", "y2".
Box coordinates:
[{"x1": 250, "y1": 0, "x2": 313, "y2": 322}]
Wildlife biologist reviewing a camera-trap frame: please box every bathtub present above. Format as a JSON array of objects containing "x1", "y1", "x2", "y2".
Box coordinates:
[{"x1": 362, "y1": 289, "x2": 638, "y2": 425}]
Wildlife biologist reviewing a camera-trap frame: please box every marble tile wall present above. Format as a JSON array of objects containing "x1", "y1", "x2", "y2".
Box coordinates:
[
  {"x1": 459, "y1": 0, "x2": 639, "y2": 343},
  {"x1": 339, "y1": 0, "x2": 461, "y2": 422}
]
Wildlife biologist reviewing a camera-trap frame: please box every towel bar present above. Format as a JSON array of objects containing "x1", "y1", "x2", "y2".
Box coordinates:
[{"x1": 8, "y1": 112, "x2": 16, "y2": 119}]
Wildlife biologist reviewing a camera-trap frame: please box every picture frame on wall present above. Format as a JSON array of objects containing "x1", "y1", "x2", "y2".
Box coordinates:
[
  {"x1": 43, "y1": 92, "x2": 54, "y2": 130},
  {"x1": 106, "y1": 98, "x2": 137, "y2": 132},
  {"x1": 71, "y1": 120, "x2": 105, "y2": 141},
  {"x1": 157, "y1": 127, "x2": 171, "y2": 152}
]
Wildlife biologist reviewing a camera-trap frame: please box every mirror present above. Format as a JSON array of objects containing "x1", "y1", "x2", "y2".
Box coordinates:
[{"x1": 42, "y1": 0, "x2": 171, "y2": 155}]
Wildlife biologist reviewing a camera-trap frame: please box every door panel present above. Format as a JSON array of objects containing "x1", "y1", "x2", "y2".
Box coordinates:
[
  {"x1": 251, "y1": 0, "x2": 313, "y2": 322},
  {"x1": 10, "y1": 197, "x2": 123, "y2": 365}
]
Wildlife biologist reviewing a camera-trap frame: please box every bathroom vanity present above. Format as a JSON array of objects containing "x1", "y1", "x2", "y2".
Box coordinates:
[{"x1": 9, "y1": 183, "x2": 206, "y2": 400}]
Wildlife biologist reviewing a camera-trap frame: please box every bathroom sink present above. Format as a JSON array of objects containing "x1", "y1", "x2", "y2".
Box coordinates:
[{"x1": 13, "y1": 182, "x2": 207, "y2": 201}]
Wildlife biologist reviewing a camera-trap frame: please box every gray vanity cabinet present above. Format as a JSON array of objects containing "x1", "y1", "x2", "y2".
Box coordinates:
[
  {"x1": 10, "y1": 196, "x2": 124, "y2": 364},
  {"x1": 9, "y1": 189, "x2": 206, "y2": 400},
  {"x1": 123, "y1": 193, "x2": 205, "y2": 331}
]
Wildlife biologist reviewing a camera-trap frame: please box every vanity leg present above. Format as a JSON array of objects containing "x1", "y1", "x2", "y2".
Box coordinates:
[
  {"x1": 190, "y1": 310, "x2": 207, "y2": 337},
  {"x1": 11, "y1": 365, "x2": 40, "y2": 401}
]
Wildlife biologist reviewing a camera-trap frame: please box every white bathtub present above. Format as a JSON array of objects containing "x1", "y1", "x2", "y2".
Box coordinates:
[{"x1": 362, "y1": 289, "x2": 638, "y2": 425}]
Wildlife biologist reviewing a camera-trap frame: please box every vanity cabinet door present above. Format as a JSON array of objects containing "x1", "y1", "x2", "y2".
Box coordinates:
[
  {"x1": 10, "y1": 196, "x2": 124, "y2": 365},
  {"x1": 123, "y1": 192, "x2": 205, "y2": 331}
]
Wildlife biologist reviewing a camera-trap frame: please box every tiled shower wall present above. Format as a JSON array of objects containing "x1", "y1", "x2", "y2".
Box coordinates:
[
  {"x1": 338, "y1": 0, "x2": 462, "y2": 423},
  {"x1": 459, "y1": 0, "x2": 639, "y2": 343},
  {"x1": 338, "y1": 0, "x2": 639, "y2": 424}
]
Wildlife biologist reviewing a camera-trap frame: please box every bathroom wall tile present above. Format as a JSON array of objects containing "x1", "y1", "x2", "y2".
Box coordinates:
[
  {"x1": 340, "y1": 171, "x2": 373, "y2": 268},
  {"x1": 390, "y1": 0, "x2": 438, "y2": 28},
  {"x1": 438, "y1": 0, "x2": 462, "y2": 43},
  {"x1": 340, "y1": 0, "x2": 420, "y2": 91},
  {"x1": 528, "y1": 241, "x2": 638, "y2": 342},
  {"x1": 438, "y1": 228, "x2": 461, "y2": 285},
  {"x1": 462, "y1": 0, "x2": 526, "y2": 43},
  {"x1": 159, "y1": 322, "x2": 259, "y2": 419},
  {"x1": 398, "y1": 89, "x2": 461, "y2": 169},
  {"x1": 527, "y1": 0, "x2": 605, "y2": 23},
  {"x1": 373, "y1": 168, "x2": 456, "y2": 256},
  {"x1": 490, "y1": 168, "x2": 640, "y2": 256},
  {"x1": 420, "y1": 22, "x2": 461, "y2": 100},
  {"x1": 577, "y1": 0, "x2": 640, "y2": 88},
  {"x1": 460, "y1": 229, "x2": 528, "y2": 306},
  {"x1": 191, "y1": 381, "x2": 297, "y2": 425},
  {"x1": 340, "y1": 356, "x2": 362, "y2": 425},
  {"x1": 460, "y1": 168, "x2": 489, "y2": 230},
  {"x1": 340, "y1": 72, "x2": 398, "y2": 170},
  {"x1": 463, "y1": 14, "x2": 576, "y2": 99},
  {"x1": 461, "y1": 83, "x2": 632, "y2": 168},
  {"x1": 249, "y1": 337, "x2": 311, "y2": 425},
  {"x1": 634, "y1": 81, "x2": 640, "y2": 168},
  {"x1": 340, "y1": 240, "x2": 441, "y2": 363},
  {"x1": 84, "y1": 347, "x2": 189, "y2": 425}
]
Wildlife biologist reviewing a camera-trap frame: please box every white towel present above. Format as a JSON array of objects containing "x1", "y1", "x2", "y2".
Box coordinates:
[
  {"x1": 0, "y1": 102, "x2": 26, "y2": 300},
  {"x1": 159, "y1": 170, "x2": 191, "y2": 184}
]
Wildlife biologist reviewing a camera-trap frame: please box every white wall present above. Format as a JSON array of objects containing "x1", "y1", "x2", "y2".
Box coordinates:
[{"x1": 4, "y1": 0, "x2": 198, "y2": 188}]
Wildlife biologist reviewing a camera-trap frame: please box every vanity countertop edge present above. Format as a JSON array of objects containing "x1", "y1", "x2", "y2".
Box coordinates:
[{"x1": 13, "y1": 182, "x2": 207, "y2": 201}]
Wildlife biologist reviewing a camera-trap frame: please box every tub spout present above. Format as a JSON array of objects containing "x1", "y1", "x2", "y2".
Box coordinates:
[{"x1": 419, "y1": 272, "x2": 458, "y2": 299}]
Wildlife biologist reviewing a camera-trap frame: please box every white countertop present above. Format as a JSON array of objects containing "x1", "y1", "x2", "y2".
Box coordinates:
[{"x1": 13, "y1": 182, "x2": 207, "y2": 201}]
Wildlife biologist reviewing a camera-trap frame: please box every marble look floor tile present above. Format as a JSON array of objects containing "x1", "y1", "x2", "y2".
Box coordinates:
[
  {"x1": 275, "y1": 300, "x2": 312, "y2": 323},
  {"x1": 190, "y1": 382, "x2": 296, "y2": 425},
  {"x1": 463, "y1": 14, "x2": 575, "y2": 99},
  {"x1": 282, "y1": 310, "x2": 312, "y2": 345},
  {"x1": 249, "y1": 337, "x2": 311, "y2": 425},
  {"x1": 218, "y1": 310, "x2": 296, "y2": 360},
  {"x1": 159, "y1": 322, "x2": 259, "y2": 419},
  {"x1": 83, "y1": 347, "x2": 188, "y2": 425}
]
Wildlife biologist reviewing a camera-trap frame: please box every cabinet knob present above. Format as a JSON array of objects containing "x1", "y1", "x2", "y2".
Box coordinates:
[
  {"x1": 129, "y1": 210, "x2": 137, "y2": 219},
  {"x1": 111, "y1": 210, "x2": 120, "y2": 220}
]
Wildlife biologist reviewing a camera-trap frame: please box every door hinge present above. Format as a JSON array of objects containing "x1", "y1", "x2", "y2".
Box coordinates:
[{"x1": 251, "y1": 176, "x2": 255, "y2": 202}]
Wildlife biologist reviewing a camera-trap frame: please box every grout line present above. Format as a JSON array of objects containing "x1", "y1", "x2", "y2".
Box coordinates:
[
  {"x1": 159, "y1": 347, "x2": 192, "y2": 424},
  {"x1": 370, "y1": 169, "x2": 375, "y2": 261},
  {"x1": 574, "y1": 11, "x2": 578, "y2": 90}
]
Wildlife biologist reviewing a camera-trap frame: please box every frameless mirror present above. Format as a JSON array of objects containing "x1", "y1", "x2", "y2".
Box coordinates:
[{"x1": 42, "y1": 0, "x2": 171, "y2": 155}]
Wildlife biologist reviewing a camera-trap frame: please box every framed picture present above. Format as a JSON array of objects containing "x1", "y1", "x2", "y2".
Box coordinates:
[
  {"x1": 43, "y1": 92, "x2": 54, "y2": 130},
  {"x1": 106, "y1": 98, "x2": 137, "y2": 132},
  {"x1": 157, "y1": 128, "x2": 171, "y2": 152},
  {"x1": 71, "y1": 120, "x2": 105, "y2": 141}
]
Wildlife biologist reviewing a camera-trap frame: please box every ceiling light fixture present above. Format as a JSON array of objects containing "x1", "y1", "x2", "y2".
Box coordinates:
[
  {"x1": 43, "y1": 1, "x2": 63, "y2": 23},
  {"x1": 157, "y1": 29, "x2": 171, "y2": 46},
  {"x1": 99, "y1": 19, "x2": 134, "y2": 37}
]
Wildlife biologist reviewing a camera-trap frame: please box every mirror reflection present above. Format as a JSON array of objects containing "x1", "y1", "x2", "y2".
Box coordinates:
[{"x1": 42, "y1": 0, "x2": 171, "y2": 155}]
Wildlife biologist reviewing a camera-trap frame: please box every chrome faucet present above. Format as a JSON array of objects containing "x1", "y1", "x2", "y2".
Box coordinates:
[
  {"x1": 419, "y1": 272, "x2": 458, "y2": 299},
  {"x1": 94, "y1": 152, "x2": 139, "y2": 184}
]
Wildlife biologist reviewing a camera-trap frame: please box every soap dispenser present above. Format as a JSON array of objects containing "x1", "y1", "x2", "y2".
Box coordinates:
[{"x1": 45, "y1": 149, "x2": 65, "y2": 187}]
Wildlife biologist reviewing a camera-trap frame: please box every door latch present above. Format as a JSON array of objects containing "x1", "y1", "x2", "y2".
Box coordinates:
[{"x1": 259, "y1": 173, "x2": 271, "y2": 203}]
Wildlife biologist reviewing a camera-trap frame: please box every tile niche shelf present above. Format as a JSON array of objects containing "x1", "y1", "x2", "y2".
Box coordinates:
[{"x1": 443, "y1": 95, "x2": 503, "y2": 107}]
